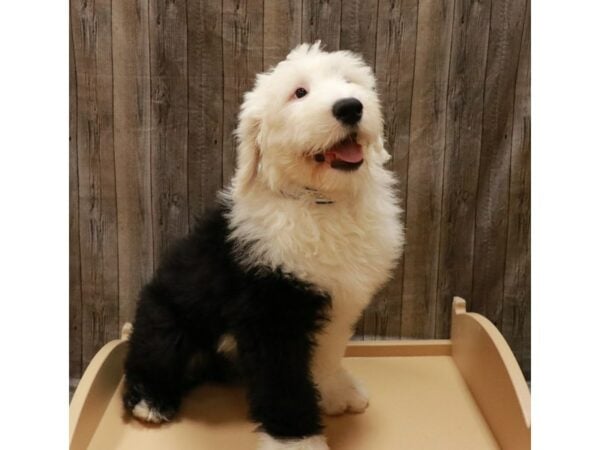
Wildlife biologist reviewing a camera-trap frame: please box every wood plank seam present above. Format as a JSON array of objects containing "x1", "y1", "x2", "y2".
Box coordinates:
[
  {"x1": 70, "y1": 15, "x2": 83, "y2": 378},
  {"x1": 433, "y1": 0, "x2": 458, "y2": 337},
  {"x1": 110, "y1": 0, "x2": 121, "y2": 333}
]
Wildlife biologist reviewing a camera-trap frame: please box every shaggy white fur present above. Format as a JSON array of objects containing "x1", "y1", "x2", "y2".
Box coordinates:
[{"x1": 225, "y1": 42, "x2": 404, "y2": 449}]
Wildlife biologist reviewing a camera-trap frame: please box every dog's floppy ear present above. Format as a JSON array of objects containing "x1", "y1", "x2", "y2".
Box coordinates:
[
  {"x1": 374, "y1": 136, "x2": 392, "y2": 164},
  {"x1": 232, "y1": 90, "x2": 262, "y2": 195}
]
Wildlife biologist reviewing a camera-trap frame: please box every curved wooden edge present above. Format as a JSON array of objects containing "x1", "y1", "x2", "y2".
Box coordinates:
[
  {"x1": 451, "y1": 297, "x2": 531, "y2": 450},
  {"x1": 345, "y1": 340, "x2": 452, "y2": 357},
  {"x1": 69, "y1": 339, "x2": 129, "y2": 450}
]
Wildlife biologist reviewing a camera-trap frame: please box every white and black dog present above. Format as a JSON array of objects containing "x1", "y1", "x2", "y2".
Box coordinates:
[{"x1": 123, "y1": 42, "x2": 404, "y2": 450}]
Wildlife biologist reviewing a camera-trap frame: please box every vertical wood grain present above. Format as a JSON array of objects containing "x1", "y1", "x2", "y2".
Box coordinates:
[
  {"x1": 502, "y1": 0, "x2": 530, "y2": 378},
  {"x1": 434, "y1": 0, "x2": 491, "y2": 338},
  {"x1": 69, "y1": 0, "x2": 531, "y2": 378},
  {"x1": 401, "y1": 0, "x2": 455, "y2": 338},
  {"x1": 358, "y1": 0, "x2": 419, "y2": 339},
  {"x1": 302, "y1": 0, "x2": 342, "y2": 50},
  {"x1": 472, "y1": 0, "x2": 527, "y2": 325},
  {"x1": 69, "y1": 19, "x2": 82, "y2": 378},
  {"x1": 71, "y1": 0, "x2": 120, "y2": 369},
  {"x1": 222, "y1": 0, "x2": 264, "y2": 186},
  {"x1": 263, "y1": 0, "x2": 302, "y2": 69},
  {"x1": 112, "y1": 0, "x2": 153, "y2": 327},
  {"x1": 187, "y1": 1, "x2": 224, "y2": 221},
  {"x1": 340, "y1": 0, "x2": 378, "y2": 67},
  {"x1": 149, "y1": 0, "x2": 189, "y2": 262}
]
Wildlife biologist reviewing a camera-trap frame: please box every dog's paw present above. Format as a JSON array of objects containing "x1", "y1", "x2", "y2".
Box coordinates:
[
  {"x1": 257, "y1": 433, "x2": 329, "y2": 450},
  {"x1": 317, "y1": 369, "x2": 369, "y2": 416},
  {"x1": 130, "y1": 399, "x2": 172, "y2": 424}
]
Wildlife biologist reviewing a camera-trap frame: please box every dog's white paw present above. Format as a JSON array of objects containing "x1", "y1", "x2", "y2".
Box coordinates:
[
  {"x1": 131, "y1": 399, "x2": 170, "y2": 424},
  {"x1": 317, "y1": 369, "x2": 369, "y2": 416},
  {"x1": 257, "y1": 433, "x2": 329, "y2": 450}
]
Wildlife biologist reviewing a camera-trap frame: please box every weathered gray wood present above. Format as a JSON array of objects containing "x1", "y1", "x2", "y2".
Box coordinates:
[
  {"x1": 434, "y1": 0, "x2": 492, "y2": 338},
  {"x1": 472, "y1": 0, "x2": 528, "y2": 326},
  {"x1": 69, "y1": 19, "x2": 82, "y2": 379},
  {"x1": 340, "y1": 0, "x2": 378, "y2": 67},
  {"x1": 71, "y1": 0, "x2": 120, "y2": 370},
  {"x1": 401, "y1": 0, "x2": 455, "y2": 338},
  {"x1": 302, "y1": 0, "x2": 342, "y2": 51},
  {"x1": 187, "y1": 1, "x2": 224, "y2": 220},
  {"x1": 112, "y1": 0, "x2": 153, "y2": 328},
  {"x1": 502, "y1": 0, "x2": 530, "y2": 378},
  {"x1": 358, "y1": 0, "x2": 419, "y2": 339},
  {"x1": 149, "y1": 0, "x2": 189, "y2": 262},
  {"x1": 264, "y1": 0, "x2": 302, "y2": 69},
  {"x1": 222, "y1": 0, "x2": 264, "y2": 186},
  {"x1": 69, "y1": 0, "x2": 531, "y2": 378}
]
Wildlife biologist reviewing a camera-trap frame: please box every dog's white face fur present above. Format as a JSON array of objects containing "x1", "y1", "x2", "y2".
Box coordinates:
[
  {"x1": 232, "y1": 42, "x2": 389, "y2": 197},
  {"x1": 227, "y1": 42, "x2": 403, "y2": 299}
]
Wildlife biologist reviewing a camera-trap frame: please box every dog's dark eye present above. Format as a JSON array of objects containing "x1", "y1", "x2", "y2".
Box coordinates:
[{"x1": 294, "y1": 87, "x2": 308, "y2": 99}]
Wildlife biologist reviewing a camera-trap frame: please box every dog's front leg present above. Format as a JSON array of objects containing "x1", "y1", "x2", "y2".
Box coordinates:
[
  {"x1": 236, "y1": 322, "x2": 329, "y2": 450},
  {"x1": 312, "y1": 316, "x2": 369, "y2": 416}
]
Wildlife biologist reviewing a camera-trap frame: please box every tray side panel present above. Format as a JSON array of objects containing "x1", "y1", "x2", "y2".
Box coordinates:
[
  {"x1": 451, "y1": 298, "x2": 530, "y2": 450},
  {"x1": 70, "y1": 340, "x2": 128, "y2": 450}
]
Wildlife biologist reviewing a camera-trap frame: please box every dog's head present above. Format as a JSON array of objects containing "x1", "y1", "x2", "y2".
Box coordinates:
[{"x1": 232, "y1": 42, "x2": 388, "y2": 197}]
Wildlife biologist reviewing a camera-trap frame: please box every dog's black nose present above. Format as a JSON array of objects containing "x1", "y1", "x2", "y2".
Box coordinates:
[{"x1": 332, "y1": 98, "x2": 363, "y2": 125}]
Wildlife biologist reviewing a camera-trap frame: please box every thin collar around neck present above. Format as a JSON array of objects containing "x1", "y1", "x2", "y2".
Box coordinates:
[{"x1": 279, "y1": 186, "x2": 335, "y2": 205}]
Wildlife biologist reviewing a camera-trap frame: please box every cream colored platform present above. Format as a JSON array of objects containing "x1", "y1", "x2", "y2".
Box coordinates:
[{"x1": 70, "y1": 298, "x2": 530, "y2": 450}]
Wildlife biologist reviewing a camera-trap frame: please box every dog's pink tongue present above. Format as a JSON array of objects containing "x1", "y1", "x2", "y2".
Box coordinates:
[{"x1": 328, "y1": 141, "x2": 363, "y2": 163}]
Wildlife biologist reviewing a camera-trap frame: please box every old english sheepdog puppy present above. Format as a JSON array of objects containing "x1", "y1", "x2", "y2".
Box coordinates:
[{"x1": 123, "y1": 42, "x2": 404, "y2": 450}]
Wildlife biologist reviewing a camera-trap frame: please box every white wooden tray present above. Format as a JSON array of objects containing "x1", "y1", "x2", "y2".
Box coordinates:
[{"x1": 70, "y1": 298, "x2": 530, "y2": 450}]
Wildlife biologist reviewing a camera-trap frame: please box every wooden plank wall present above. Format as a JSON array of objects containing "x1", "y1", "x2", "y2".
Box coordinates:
[{"x1": 70, "y1": 0, "x2": 531, "y2": 379}]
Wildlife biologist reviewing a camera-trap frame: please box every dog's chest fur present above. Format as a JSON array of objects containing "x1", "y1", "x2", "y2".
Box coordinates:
[{"x1": 228, "y1": 181, "x2": 403, "y2": 318}]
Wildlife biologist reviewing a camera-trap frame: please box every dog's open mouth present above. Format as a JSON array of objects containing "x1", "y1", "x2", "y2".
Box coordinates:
[{"x1": 314, "y1": 134, "x2": 364, "y2": 171}]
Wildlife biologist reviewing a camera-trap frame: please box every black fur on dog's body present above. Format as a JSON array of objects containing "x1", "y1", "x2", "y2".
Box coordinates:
[{"x1": 123, "y1": 203, "x2": 331, "y2": 439}]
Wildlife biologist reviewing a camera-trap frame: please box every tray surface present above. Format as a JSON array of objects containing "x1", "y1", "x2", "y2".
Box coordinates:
[{"x1": 87, "y1": 355, "x2": 498, "y2": 450}]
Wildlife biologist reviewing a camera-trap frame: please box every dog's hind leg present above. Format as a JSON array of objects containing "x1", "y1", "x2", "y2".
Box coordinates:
[
  {"x1": 122, "y1": 295, "x2": 197, "y2": 423},
  {"x1": 123, "y1": 334, "x2": 192, "y2": 423}
]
